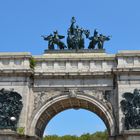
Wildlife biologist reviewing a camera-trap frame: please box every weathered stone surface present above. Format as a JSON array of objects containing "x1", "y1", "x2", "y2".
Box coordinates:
[{"x1": 0, "y1": 51, "x2": 140, "y2": 140}]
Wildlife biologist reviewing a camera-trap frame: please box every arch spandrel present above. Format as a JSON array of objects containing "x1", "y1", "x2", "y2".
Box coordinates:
[{"x1": 28, "y1": 91, "x2": 116, "y2": 139}]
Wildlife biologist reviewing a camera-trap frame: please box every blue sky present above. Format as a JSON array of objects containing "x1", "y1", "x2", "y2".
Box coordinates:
[
  {"x1": 0, "y1": 0, "x2": 140, "y2": 136},
  {"x1": 45, "y1": 109, "x2": 106, "y2": 136},
  {"x1": 1, "y1": 0, "x2": 140, "y2": 54}
]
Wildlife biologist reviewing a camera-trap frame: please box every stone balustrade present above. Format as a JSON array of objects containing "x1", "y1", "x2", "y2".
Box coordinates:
[
  {"x1": 34, "y1": 52, "x2": 116, "y2": 76},
  {"x1": 0, "y1": 52, "x2": 31, "y2": 70},
  {"x1": 117, "y1": 50, "x2": 140, "y2": 68},
  {"x1": 1, "y1": 51, "x2": 140, "y2": 76}
]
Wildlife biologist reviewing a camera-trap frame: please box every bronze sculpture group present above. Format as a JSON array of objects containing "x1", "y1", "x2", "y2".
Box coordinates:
[
  {"x1": 42, "y1": 17, "x2": 111, "y2": 50},
  {"x1": 120, "y1": 89, "x2": 140, "y2": 130},
  {"x1": 0, "y1": 88, "x2": 23, "y2": 130}
]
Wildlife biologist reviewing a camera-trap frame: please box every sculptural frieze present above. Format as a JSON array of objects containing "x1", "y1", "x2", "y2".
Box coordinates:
[
  {"x1": 120, "y1": 89, "x2": 140, "y2": 130},
  {"x1": 67, "y1": 89, "x2": 112, "y2": 111},
  {"x1": 33, "y1": 89, "x2": 112, "y2": 114},
  {"x1": 0, "y1": 88, "x2": 23, "y2": 130},
  {"x1": 34, "y1": 90, "x2": 64, "y2": 110},
  {"x1": 42, "y1": 17, "x2": 110, "y2": 51},
  {"x1": 83, "y1": 90, "x2": 113, "y2": 111}
]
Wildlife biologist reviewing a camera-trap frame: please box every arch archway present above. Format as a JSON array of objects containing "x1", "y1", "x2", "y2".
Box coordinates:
[
  {"x1": 45, "y1": 108, "x2": 107, "y2": 136},
  {"x1": 28, "y1": 94, "x2": 115, "y2": 139}
]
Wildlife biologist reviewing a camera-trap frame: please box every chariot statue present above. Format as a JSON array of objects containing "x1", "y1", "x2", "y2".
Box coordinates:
[{"x1": 67, "y1": 17, "x2": 90, "y2": 50}]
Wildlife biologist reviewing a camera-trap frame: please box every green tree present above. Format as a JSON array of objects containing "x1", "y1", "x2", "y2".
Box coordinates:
[{"x1": 43, "y1": 130, "x2": 108, "y2": 140}]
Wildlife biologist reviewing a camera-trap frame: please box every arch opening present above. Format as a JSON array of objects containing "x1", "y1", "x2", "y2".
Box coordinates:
[
  {"x1": 44, "y1": 108, "x2": 107, "y2": 136},
  {"x1": 29, "y1": 94, "x2": 115, "y2": 139}
]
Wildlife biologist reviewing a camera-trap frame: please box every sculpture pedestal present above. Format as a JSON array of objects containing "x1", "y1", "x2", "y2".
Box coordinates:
[
  {"x1": 0, "y1": 130, "x2": 39, "y2": 140},
  {"x1": 108, "y1": 130, "x2": 140, "y2": 140},
  {"x1": 0, "y1": 130, "x2": 17, "y2": 140},
  {"x1": 122, "y1": 130, "x2": 140, "y2": 140},
  {"x1": 44, "y1": 49, "x2": 105, "y2": 54}
]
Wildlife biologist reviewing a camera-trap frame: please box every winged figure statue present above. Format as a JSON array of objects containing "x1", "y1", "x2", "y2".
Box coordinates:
[{"x1": 42, "y1": 31, "x2": 66, "y2": 50}]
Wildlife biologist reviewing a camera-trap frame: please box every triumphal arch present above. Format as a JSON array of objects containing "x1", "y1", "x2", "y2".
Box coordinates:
[
  {"x1": 0, "y1": 50, "x2": 140, "y2": 140},
  {"x1": 1, "y1": 18, "x2": 140, "y2": 140}
]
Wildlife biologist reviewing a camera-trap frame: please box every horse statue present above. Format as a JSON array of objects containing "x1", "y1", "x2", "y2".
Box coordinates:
[
  {"x1": 67, "y1": 30, "x2": 76, "y2": 49},
  {"x1": 67, "y1": 27, "x2": 86, "y2": 50},
  {"x1": 67, "y1": 17, "x2": 90, "y2": 50}
]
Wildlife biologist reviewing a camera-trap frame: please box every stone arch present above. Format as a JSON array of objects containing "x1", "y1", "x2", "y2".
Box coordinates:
[{"x1": 28, "y1": 93, "x2": 116, "y2": 139}]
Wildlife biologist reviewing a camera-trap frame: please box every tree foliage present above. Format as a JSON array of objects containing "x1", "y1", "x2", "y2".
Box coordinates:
[{"x1": 43, "y1": 130, "x2": 108, "y2": 140}]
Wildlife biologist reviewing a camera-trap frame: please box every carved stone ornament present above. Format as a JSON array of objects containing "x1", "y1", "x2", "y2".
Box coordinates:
[
  {"x1": 33, "y1": 90, "x2": 62, "y2": 110},
  {"x1": 33, "y1": 89, "x2": 113, "y2": 113},
  {"x1": 68, "y1": 89, "x2": 77, "y2": 98},
  {"x1": 0, "y1": 88, "x2": 23, "y2": 130},
  {"x1": 120, "y1": 89, "x2": 140, "y2": 130}
]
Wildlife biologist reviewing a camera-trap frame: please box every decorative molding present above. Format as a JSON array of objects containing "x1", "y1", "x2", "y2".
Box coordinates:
[
  {"x1": 68, "y1": 89, "x2": 78, "y2": 98},
  {"x1": 33, "y1": 90, "x2": 62, "y2": 110},
  {"x1": 33, "y1": 88, "x2": 113, "y2": 112}
]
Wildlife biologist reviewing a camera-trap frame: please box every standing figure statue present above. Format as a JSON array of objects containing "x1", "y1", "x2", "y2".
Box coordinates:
[
  {"x1": 70, "y1": 16, "x2": 76, "y2": 35},
  {"x1": 67, "y1": 17, "x2": 78, "y2": 49},
  {"x1": 97, "y1": 34, "x2": 110, "y2": 49},
  {"x1": 74, "y1": 26, "x2": 84, "y2": 49},
  {"x1": 88, "y1": 29, "x2": 99, "y2": 49}
]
